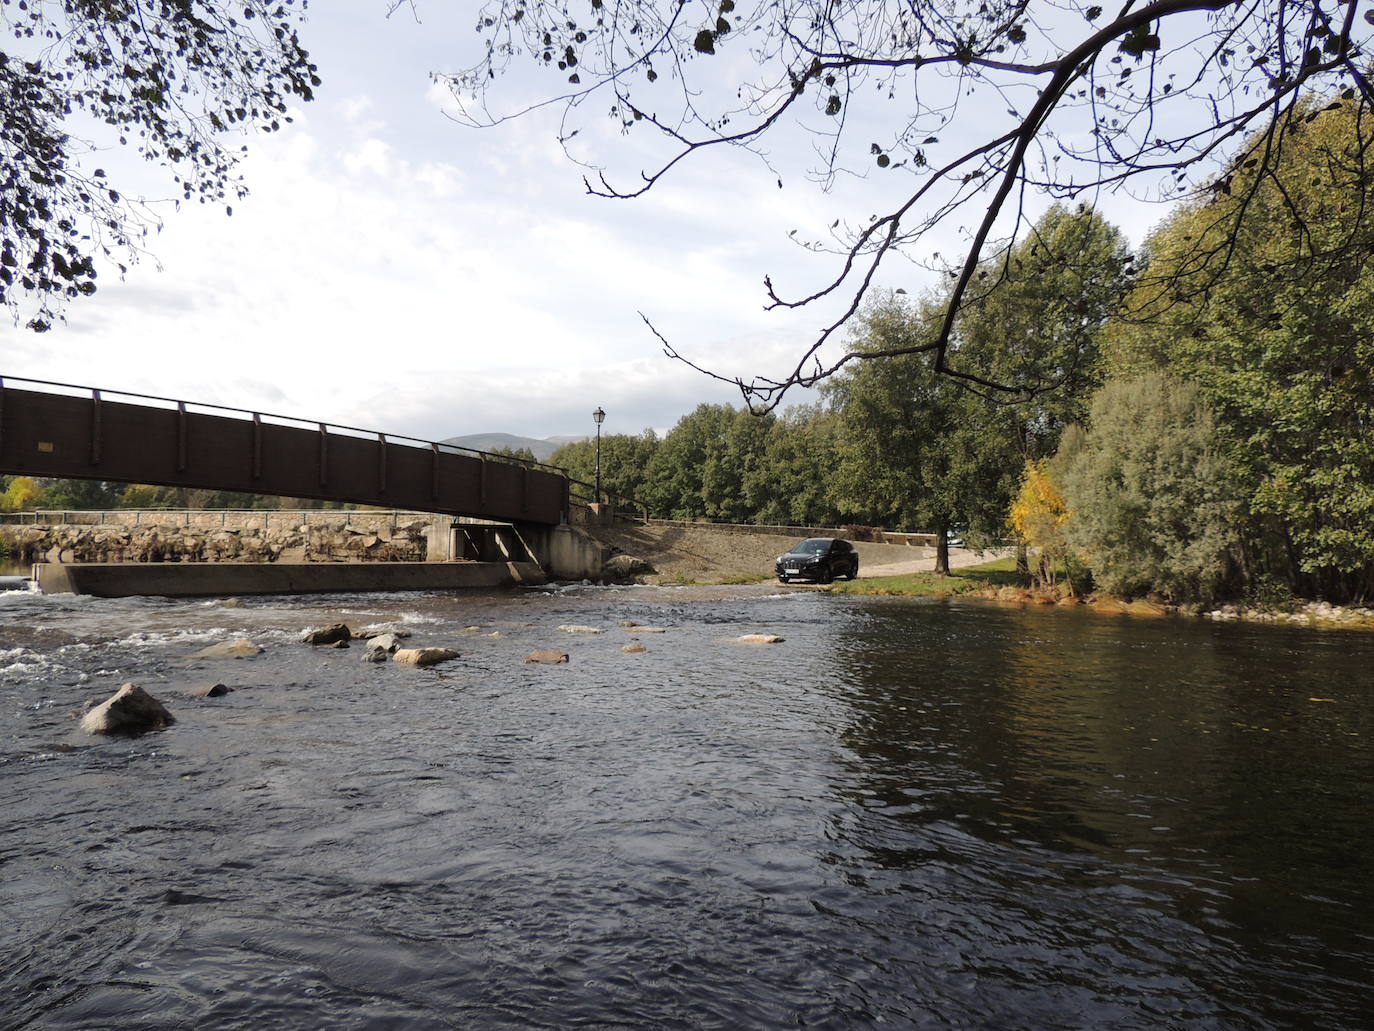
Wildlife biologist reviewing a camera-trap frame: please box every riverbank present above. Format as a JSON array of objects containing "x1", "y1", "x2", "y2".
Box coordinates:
[
  {"x1": 584, "y1": 523, "x2": 996, "y2": 584},
  {"x1": 836, "y1": 559, "x2": 1374, "y2": 630}
]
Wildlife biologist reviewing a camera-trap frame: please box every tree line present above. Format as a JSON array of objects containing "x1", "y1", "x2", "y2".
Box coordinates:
[
  {"x1": 556, "y1": 99, "x2": 1373, "y2": 607},
  {"x1": 0, "y1": 478, "x2": 353, "y2": 514}
]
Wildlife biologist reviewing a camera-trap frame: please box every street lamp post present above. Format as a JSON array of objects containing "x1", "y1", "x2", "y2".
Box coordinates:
[{"x1": 593, "y1": 407, "x2": 606, "y2": 506}]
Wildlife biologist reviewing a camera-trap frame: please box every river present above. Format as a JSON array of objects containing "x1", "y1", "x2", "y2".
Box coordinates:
[{"x1": 2, "y1": 584, "x2": 1371, "y2": 1029}]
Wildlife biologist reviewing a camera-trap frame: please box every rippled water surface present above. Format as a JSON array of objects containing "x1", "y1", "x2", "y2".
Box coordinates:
[{"x1": 2, "y1": 584, "x2": 1372, "y2": 1029}]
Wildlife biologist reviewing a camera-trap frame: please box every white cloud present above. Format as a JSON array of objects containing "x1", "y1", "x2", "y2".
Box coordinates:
[{"x1": 0, "y1": 0, "x2": 1173, "y2": 450}]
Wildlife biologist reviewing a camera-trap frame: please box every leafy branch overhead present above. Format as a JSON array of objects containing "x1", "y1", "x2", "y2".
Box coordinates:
[
  {"x1": 446, "y1": 0, "x2": 1374, "y2": 407},
  {"x1": 1, "y1": 1, "x2": 319, "y2": 330}
]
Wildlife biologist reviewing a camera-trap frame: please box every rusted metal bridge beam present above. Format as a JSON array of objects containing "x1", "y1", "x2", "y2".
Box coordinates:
[{"x1": 0, "y1": 383, "x2": 567, "y2": 526}]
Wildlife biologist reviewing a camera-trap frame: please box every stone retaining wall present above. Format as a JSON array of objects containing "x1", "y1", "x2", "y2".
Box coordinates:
[{"x1": 0, "y1": 511, "x2": 451, "y2": 565}]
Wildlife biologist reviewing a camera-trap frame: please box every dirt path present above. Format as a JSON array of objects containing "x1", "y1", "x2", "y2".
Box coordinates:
[
  {"x1": 858, "y1": 547, "x2": 1011, "y2": 578},
  {"x1": 585, "y1": 523, "x2": 1003, "y2": 584}
]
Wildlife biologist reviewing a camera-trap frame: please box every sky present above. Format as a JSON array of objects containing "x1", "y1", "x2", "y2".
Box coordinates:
[{"x1": 2, "y1": 1, "x2": 1171, "y2": 445}]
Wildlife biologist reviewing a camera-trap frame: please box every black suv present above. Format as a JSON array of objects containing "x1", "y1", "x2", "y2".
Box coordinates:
[{"x1": 775, "y1": 538, "x2": 860, "y2": 583}]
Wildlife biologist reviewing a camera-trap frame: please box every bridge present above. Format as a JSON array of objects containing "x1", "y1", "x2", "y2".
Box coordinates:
[{"x1": 0, "y1": 376, "x2": 595, "y2": 583}]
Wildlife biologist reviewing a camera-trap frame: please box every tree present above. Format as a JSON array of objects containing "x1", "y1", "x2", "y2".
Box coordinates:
[
  {"x1": 826, "y1": 291, "x2": 1018, "y2": 573},
  {"x1": 549, "y1": 430, "x2": 659, "y2": 505},
  {"x1": 958, "y1": 204, "x2": 1132, "y2": 454},
  {"x1": 754, "y1": 403, "x2": 843, "y2": 527},
  {"x1": 0, "y1": 475, "x2": 40, "y2": 512},
  {"x1": 1060, "y1": 373, "x2": 1242, "y2": 605},
  {"x1": 1110, "y1": 101, "x2": 1374, "y2": 601},
  {"x1": 488, "y1": 445, "x2": 539, "y2": 464},
  {"x1": 700, "y1": 407, "x2": 776, "y2": 522},
  {"x1": 1010, "y1": 459, "x2": 1071, "y2": 587},
  {"x1": 451, "y1": 0, "x2": 1374, "y2": 406},
  {"x1": 38, "y1": 478, "x2": 118, "y2": 510},
  {"x1": 642, "y1": 403, "x2": 737, "y2": 518},
  {"x1": 3, "y1": 2, "x2": 318, "y2": 329}
]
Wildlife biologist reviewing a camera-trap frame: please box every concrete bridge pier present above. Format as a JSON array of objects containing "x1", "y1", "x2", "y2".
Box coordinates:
[{"x1": 515, "y1": 523, "x2": 607, "y2": 581}]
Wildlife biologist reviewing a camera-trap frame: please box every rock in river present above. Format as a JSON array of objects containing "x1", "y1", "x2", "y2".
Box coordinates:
[
  {"x1": 525, "y1": 650, "x2": 570, "y2": 664},
  {"x1": 301, "y1": 623, "x2": 351, "y2": 646},
  {"x1": 192, "y1": 639, "x2": 262, "y2": 659},
  {"x1": 80, "y1": 683, "x2": 175, "y2": 736},
  {"x1": 735, "y1": 634, "x2": 785, "y2": 645},
  {"x1": 362, "y1": 633, "x2": 405, "y2": 663},
  {"x1": 392, "y1": 647, "x2": 460, "y2": 668},
  {"x1": 187, "y1": 683, "x2": 232, "y2": 698},
  {"x1": 602, "y1": 554, "x2": 656, "y2": 582}
]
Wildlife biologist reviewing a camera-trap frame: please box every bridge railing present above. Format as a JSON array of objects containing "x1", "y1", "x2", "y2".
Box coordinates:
[
  {"x1": 566, "y1": 478, "x2": 650, "y2": 524},
  {"x1": 0, "y1": 374, "x2": 569, "y2": 475},
  {"x1": 0, "y1": 374, "x2": 575, "y2": 523}
]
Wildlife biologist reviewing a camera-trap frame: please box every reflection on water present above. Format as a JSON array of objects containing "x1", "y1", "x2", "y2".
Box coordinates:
[{"x1": 1, "y1": 587, "x2": 1371, "y2": 1029}]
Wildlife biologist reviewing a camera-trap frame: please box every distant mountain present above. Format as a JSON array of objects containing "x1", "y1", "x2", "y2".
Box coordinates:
[{"x1": 440, "y1": 432, "x2": 586, "y2": 463}]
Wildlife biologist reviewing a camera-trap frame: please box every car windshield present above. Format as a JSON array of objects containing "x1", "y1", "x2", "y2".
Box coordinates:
[{"x1": 792, "y1": 539, "x2": 830, "y2": 554}]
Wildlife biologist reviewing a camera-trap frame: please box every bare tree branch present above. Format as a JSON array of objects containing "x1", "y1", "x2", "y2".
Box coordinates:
[{"x1": 445, "y1": 0, "x2": 1374, "y2": 408}]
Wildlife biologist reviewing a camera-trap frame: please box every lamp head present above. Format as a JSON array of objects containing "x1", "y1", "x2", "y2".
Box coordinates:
[{"x1": 593, "y1": 407, "x2": 606, "y2": 425}]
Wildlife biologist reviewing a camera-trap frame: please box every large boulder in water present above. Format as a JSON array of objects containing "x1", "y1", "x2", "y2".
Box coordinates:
[
  {"x1": 301, "y1": 623, "x2": 351, "y2": 646},
  {"x1": 80, "y1": 683, "x2": 175, "y2": 736},
  {"x1": 362, "y1": 633, "x2": 404, "y2": 663},
  {"x1": 602, "y1": 554, "x2": 656, "y2": 582}
]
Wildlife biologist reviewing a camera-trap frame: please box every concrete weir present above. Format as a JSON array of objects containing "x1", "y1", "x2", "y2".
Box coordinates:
[
  {"x1": 34, "y1": 560, "x2": 547, "y2": 598},
  {"x1": 10, "y1": 510, "x2": 611, "y2": 596}
]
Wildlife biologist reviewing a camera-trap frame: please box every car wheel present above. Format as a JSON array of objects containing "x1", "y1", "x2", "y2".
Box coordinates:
[
  {"x1": 847, "y1": 562, "x2": 859, "y2": 580},
  {"x1": 778, "y1": 575, "x2": 789, "y2": 583},
  {"x1": 819, "y1": 567, "x2": 834, "y2": 584}
]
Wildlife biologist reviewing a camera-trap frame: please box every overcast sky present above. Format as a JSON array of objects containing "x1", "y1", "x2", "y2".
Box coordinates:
[{"x1": 2, "y1": 1, "x2": 1168, "y2": 444}]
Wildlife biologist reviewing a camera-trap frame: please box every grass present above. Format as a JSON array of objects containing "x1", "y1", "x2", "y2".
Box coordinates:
[{"x1": 830, "y1": 556, "x2": 1029, "y2": 598}]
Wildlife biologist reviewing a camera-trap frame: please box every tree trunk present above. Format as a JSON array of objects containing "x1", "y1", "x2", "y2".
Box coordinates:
[
  {"x1": 934, "y1": 519, "x2": 950, "y2": 575},
  {"x1": 1016, "y1": 540, "x2": 1030, "y2": 575}
]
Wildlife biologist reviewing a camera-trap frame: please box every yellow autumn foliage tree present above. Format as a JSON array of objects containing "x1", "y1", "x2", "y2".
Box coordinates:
[
  {"x1": 0, "y1": 476, "x2": 42, "y2": 513},
  {"x1": 1010, "y1": 460, "x2": 1070, "y2": 588}
]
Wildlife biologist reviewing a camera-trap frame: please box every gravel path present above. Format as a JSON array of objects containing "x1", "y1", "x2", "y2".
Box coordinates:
[{"x1": 585, "y1": 523, "x2": 1004, "y2": 584}]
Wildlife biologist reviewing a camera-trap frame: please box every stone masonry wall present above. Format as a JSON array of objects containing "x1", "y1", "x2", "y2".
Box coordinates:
[{"x1": 0, "y1": 511, "x2": 452, "y2": 565}]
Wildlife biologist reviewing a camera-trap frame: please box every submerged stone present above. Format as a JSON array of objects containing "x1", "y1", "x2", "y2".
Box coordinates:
[
  {"x1": 525, "y1": 650, "x2": 570, "y2": 664},
  {"x1": 192, "y1": 639, "x2": 261, "y2": 659}
]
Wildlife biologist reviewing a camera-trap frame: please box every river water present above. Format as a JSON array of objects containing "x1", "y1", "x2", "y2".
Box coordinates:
[{"x1": 2, "y1": 584, "x2": 1371, "y2": 1030}]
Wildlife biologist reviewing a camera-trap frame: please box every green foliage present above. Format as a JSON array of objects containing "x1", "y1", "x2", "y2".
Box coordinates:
[
  {"x1": 549, "y1": 430, "x2": 659, "y2": 504},
  {"x1": 1061, "y1": 373, "x2": 1242, "y2": 606},
  {"x1": 642, "y1": 404, "x2": 736, "y2": 519},
  {"x1": 754, "y1": 404, "x2": 842, "y2": 526},
  {"x1": 1109, "y1": 101, "x2": 1374, "y2": 601},
  {"x1": 959, "y1": 203, "x2": 1133, "y2": 459},
  {"x1": 39, "y1": 479, "x2": 120, "y2": 510},
  {"x1": 2, "y1": 2, "x2": 318, "y2": 329},
  {"x1": 826, "y1": 291, "x2": 1021, "y2": 570},
  {"x1": 701, "y1": 408, "x2": 776, "y2": 523}
]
